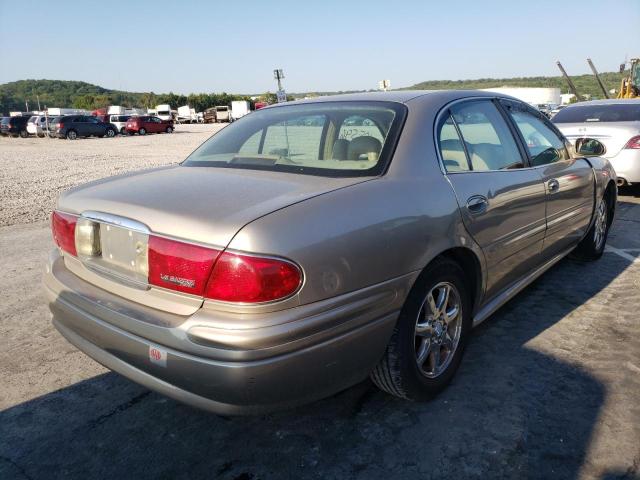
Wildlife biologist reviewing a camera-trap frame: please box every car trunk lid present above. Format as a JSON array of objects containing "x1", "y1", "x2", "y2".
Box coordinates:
[{"x1": 56, "y1": 165, "x2": 371, "y2": 310}]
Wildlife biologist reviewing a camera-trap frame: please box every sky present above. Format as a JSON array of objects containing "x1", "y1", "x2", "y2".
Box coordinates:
[{"x1": 1, "y1": 0, "x2": 639, "y2": 94}]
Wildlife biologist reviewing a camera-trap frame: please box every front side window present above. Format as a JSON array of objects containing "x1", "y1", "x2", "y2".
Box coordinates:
[
  {"x1": 505, "y1": 106, "x2": 569, "y2": 166},
  {"x1": 184, "y1": 101, "x2": 405, "y2": 177},
  {"x1": 442, "y1": 100, "x2": 524, "y2": 171}
]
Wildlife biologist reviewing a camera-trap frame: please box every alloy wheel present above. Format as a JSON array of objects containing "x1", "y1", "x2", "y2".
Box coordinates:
[
  {"x1": 414, "y1": 282, "x2": 463, "y2": 378},
  {"x1": 593, "y1": 200, "x2": 607, "y2": 251}
]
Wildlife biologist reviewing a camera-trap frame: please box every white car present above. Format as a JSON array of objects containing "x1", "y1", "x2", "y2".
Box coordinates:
[
  {"x1": 553, "y1": 99, "x2": 640, "y2": 186},
  {"x1": 109, "y1": 115, "x2": 132, "y2": 134},
  {"x1": 26, "y1": 115, "x2": 54, "y2": 137}
]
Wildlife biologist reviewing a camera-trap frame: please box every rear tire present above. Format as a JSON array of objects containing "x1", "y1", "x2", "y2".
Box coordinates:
[
  {"x1": 105, "y1": 128, "x2": 116, "y2": 138},
  {"x1": 66, "y1": 130, "x2": 78, "y2": 140},
  {"x1": 120, "y1": 127, "x2": 126, "y2": 134},
  {"x1": 571, "y1": 192, "x2": 613, "y2": 261},
  {"x1": 371, "y1": 258, "x2": 472, "y2": 401},
  {"x1": 165, "y1": 126, "x2": 173, "y2": 134}
]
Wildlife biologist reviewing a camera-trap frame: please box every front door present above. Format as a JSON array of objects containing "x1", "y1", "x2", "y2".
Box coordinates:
[
  {"x1": 438, "y1": 99, "x2": 547, "y2": 300},
  {"x1": 501, "y1": 101, "x2": 595, "y2": 259}
]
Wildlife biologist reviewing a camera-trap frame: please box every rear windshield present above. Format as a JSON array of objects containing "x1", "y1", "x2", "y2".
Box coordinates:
[
  {"x1": 1, "y1": 117, "x2": 10, "y2": 124},
  {"x1": 183, "y1": 101, "x2": 406, "y2": 177},
  {"x1": 552, "y1": 103, "x2": 640, "y2": 123}
]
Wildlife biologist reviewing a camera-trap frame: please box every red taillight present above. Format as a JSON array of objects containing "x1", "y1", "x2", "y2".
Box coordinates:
[
  {"x1": 204, "y1": 251, "x2": 302, "y2": 303},
  {"x1": 57, "y1": 122, "x2": 63, "y2": 129},
  {"x1": 624, "y1": 135, "x2": 640, "y2": 149},
  {"x1": 51, "y1": 211, "x2": 77, "y2": 256},
  {"x1": 148, "y1": 236, "x2": 220, "y2": 295}
]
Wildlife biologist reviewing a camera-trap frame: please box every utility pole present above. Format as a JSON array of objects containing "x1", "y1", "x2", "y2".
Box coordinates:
[
  {"x1": 273, "y1": 69, "x2": 286, "y2": 103},
  {"x1": 587, "y1": 58, "x2": 610, "y2": 99},
  {"x1": 274, "y1": 69, "x2": 284, "y2": 91},
  {"x1": 556, "y1": 61, "x2": 581, "y2": 101},
  {"x1": 37, "y1": 95, "x2": 42, "y2": 111}
]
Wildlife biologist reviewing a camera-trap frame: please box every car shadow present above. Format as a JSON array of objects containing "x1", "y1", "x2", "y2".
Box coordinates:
[
  {"x1": 0, "y1": 252, "x2": 635, "y2": 479},
  {"x1": 618, "y1": 185, "x2": 640, "y2": 198}
]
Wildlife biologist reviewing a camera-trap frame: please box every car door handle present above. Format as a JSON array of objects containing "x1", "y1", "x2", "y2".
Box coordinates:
[
  {"x1": 547, "y1": 179, "x2": 560, "y2": 193},
  {"x1": 466, "y1": 195, "x2": 488, "y2": 215}
]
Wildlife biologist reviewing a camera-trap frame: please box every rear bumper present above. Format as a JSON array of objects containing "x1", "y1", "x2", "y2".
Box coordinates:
[
  {"x1": 45, "y1": 250, "x2": 411, "y2": 414},
  {"x1": 608, "y1": 149, "x2": 640, "y2": 184}
]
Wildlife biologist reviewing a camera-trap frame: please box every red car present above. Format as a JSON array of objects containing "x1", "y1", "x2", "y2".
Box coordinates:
[{"x1": 125, "y1": 116, "x2": 174, "y2": 135}]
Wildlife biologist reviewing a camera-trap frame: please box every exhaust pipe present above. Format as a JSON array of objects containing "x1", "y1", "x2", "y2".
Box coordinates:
[{"x1": 616, "y1": 178, "x2": 626, "y2": 187}]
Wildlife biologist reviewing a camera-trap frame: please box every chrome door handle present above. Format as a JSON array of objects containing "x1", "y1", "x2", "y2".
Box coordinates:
[
  {"x1": 466, "y1": 195, "x2": 488, "y2": 215},
  {"x1": 547, "y1": 179, "x2": 560, "y2": 193}
]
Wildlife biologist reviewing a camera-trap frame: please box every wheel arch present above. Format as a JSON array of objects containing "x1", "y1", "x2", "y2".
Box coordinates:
[{"x1": 416, "y1": 247, "x2": 484, "y2": 316}]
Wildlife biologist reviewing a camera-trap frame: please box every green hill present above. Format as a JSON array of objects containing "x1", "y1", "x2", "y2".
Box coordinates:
[
  {"x1": 0, "y1": 79, "x2": 249, "y2": 115},
  {"x1": 0, "y1": 72, "x2": 628, "y2": 115},
  {"x1": 404, "y1": 71, "x2": 625, "y2": 100}
]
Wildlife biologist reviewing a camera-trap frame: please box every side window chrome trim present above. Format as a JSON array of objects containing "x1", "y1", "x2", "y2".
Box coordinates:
[{"x1": 434, "y1": 96, "x2": 528, "y2": 175}]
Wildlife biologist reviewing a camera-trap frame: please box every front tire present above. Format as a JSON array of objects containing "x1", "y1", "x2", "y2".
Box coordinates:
[
  {"x1": 19, "y1": 130, "x2": 29, "y2": 138},
  {"x1": 139, "y1": 128, "x2": 146, "y2": 135},
  {"x1": 105, "y1": 128, "x2": 116, "y2": 138},
  {"x1": 165, "y1": 126, "x2": 173, "y2": 134},
  {"x1": 371, "y1": 258, "x2": 472, "y2": 401}
]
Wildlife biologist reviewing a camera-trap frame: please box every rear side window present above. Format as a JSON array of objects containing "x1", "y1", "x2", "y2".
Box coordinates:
[
  {"x1": 505, "y1": 106, "x2": 569, "y2": 166},
  {"x1": 438, "y1": 116, "x2": 469, "y2": 172},
  {"x1": 552, "y1": 103, "x2": 640, "y2": 123},
  {"x1": 441, "y1": 100, "x2": 524, "y2": 171}
]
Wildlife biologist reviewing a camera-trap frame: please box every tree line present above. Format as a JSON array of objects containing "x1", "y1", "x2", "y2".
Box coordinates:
[{"x1": 0, "y1": 79, "x2": 281, "y2": 115}]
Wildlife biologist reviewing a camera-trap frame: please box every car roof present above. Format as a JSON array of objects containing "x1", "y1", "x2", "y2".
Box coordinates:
[{"x1": 271, "y1": 90, "x2": 519, "y2": 108}]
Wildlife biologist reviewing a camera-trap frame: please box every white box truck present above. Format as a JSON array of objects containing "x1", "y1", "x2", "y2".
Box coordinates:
[
  {"x1": 155, "y1": 104, "x2": 173, "y2": 121},
  {"x1": 107, "y1": 105, "x2": 126, "y2": 115},
  {"x1": 215, "y1": 106, "x2": 231, "y2": 123},
  {"x1": 231, "y1": 101, "x2": 250, "y2": 121}
]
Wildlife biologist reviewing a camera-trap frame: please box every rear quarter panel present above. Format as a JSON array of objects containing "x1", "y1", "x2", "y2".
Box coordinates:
[{"x1": 228, "y1": 176, "x2": 474, "y2": 306}]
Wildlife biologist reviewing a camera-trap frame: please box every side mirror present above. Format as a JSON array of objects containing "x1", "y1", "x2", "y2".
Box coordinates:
[{"x1": 575, "y1": 138, "x2": 606, "y2": 157}]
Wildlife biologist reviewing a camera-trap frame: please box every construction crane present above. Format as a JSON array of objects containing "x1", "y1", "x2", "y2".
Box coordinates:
[
  {"x1": 556, "y1": 61, "x2": 581, "y2": 102},
  {"x1": 617, "y1": 58, "x2": 639, "y2": 99},
  {"x1": 587, "y1": 58, "x2": 610, "y2": 99}
]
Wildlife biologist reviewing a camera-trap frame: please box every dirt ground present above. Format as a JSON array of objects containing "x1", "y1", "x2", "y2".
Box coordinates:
[{"x1": 0, "y1": 129, "x2": 639, "y2": 479}]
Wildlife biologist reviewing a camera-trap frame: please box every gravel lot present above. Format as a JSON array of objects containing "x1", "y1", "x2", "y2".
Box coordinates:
[
  {"x1": 0, "y1": 124, "x2": 224, "y2": 227},
  {"x1": 0, "y1": 130, "x2": 638, "y2": 479}
]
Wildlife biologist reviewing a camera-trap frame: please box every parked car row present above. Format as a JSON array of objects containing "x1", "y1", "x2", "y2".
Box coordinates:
[{"x1": 0, "y1": 114, "x2": 174, "y2": 139}]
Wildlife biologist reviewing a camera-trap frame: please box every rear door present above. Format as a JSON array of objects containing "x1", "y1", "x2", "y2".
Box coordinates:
[
  {"x1": 438, "y1": 99, "x2": 547, "y2": 300},
  {"x1": 501, "y1": 100, "x2": 595, "y2": 259}
]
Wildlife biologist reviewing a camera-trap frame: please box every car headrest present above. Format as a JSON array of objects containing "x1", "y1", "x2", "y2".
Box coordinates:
[
  {"x1": 332, "y1": 139, "x2": 349, "y2": 160},
  {"x1": 347, "y1": 136, "x2": 382, "y2": 161}
]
